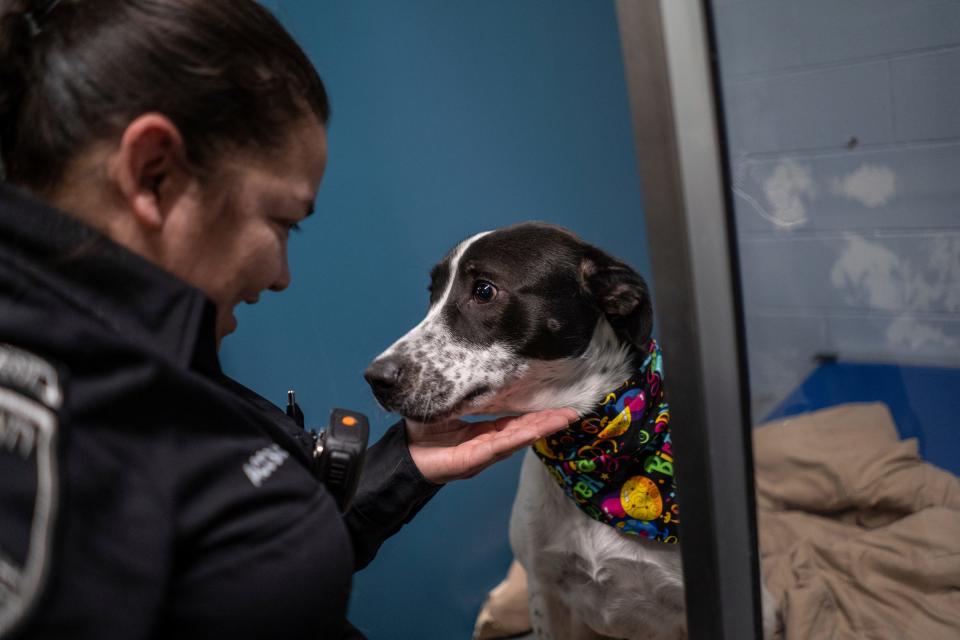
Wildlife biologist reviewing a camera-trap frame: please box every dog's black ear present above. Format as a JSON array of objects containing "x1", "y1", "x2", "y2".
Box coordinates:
[{"x1": 579, "y1": 246, "x2": 653, "y2": 349}]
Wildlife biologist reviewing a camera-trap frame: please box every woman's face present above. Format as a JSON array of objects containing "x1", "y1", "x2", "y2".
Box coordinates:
[{"x1": 168, "y1": 116, "x2": 328, "y2": 344}]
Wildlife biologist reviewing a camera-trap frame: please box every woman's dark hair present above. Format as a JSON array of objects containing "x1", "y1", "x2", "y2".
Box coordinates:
[{"x1": 0, "y1": 0, "x2": 330, "y2": 191}]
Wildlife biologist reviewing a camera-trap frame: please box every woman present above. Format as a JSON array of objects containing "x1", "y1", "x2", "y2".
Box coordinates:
[{"x1": 0, "y1": 1, "x2": 575, "y2": 637}]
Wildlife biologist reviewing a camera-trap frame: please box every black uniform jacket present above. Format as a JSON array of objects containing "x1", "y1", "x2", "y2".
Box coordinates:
[{"x1": 0, "y1": 184, "x2": 441, "y2": 639}]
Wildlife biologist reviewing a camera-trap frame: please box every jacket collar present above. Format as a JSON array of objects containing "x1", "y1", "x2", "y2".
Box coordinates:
[{"x1": 0, "y1": 183, "x2": 220, "y2": 374}]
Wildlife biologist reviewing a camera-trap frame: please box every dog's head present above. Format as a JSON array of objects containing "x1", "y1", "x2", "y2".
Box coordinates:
[{"x1": 365, "y1": 222, "x2": 653, "y2": 422}]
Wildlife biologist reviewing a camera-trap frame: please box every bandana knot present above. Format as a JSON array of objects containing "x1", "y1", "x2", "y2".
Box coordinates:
[{"x1": 531, "y1": 339, "x2": 679, "y2": 543}]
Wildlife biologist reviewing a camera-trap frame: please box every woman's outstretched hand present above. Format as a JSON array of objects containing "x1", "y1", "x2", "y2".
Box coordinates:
[{"x1": 405, "y1": 408, "x2": 578, "y2": 484}]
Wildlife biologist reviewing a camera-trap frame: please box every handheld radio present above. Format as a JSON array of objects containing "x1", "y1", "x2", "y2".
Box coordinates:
[{"x1": 286, "y1": 390, "x2": 369, "y2": 513}]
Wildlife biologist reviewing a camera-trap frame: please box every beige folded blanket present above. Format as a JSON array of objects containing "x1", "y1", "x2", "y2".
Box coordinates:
[{"x1": 756, "y1": 402, "x2": 960, "y2": 640}]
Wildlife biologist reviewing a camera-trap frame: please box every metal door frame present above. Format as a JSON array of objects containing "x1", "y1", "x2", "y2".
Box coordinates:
[{"x1": 615, "y1": 1, "x2": 764, "y2": 638}]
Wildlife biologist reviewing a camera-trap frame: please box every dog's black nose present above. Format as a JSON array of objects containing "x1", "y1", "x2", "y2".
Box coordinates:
[{"x1": 364, "y1": 357, "x2": 403, "y2": 393}]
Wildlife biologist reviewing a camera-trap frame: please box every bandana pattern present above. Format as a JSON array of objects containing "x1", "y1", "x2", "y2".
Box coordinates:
[{"x1": 531, "y1": 340, "x2": 679, "y2": 543}]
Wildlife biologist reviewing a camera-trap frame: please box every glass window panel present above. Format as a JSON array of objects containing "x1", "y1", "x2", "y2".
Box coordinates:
[{"x1": 709, "y1": 1, "x2": 960, "y2": 638}]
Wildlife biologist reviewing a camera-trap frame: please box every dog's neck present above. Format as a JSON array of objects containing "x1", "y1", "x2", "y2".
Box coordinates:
[
  {"x1": 531, "y1": 339, "x2": 679, "y2": 543},
  {"x1": 478, "y1": 319, "x2": 642, "y2": 416}
]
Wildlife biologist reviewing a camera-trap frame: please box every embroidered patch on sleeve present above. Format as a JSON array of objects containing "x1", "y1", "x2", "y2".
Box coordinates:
[{"x1": 0, "y1": 344, "x2": 61, "y2": 636}]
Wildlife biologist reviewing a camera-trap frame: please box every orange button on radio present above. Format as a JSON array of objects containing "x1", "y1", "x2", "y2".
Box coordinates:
[{"x1": 341, "y1": 415, "x2": 357, "y2": 426}]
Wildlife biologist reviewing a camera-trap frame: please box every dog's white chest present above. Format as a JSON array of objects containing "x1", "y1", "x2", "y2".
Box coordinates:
[{"x1": 509, "y1": 449, "x2": 685, "y2": 640}]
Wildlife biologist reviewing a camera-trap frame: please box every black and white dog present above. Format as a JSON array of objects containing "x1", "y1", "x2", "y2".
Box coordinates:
[{"x1": 365, "y1": 222, "x2": 775, "y2": 640}]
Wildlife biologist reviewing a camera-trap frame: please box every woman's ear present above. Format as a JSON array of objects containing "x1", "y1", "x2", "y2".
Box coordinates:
[
  {"x1": 108, "y1": 113, "x2": 187, "y2": 230},
  {"x1": 579, "y1": 245, "x2": 654, "y2": 349}
]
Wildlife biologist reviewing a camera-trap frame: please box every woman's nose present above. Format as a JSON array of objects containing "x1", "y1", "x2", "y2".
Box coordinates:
[{"x1": 269, "y1": 258, "x2": 292, "y2": 292}]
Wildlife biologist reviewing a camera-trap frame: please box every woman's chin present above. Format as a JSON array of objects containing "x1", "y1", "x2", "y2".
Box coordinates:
[{"x1": 215, "y1": 312, "x2": 238, "y2": 347}]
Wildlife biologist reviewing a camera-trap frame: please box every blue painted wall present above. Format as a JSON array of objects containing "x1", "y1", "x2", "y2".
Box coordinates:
[{"x1": 221, "y1": 2, "x2": 649, "y2": 637}]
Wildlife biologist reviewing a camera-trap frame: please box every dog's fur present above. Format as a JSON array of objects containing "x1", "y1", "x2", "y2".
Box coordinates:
[{"x1": 366, "y1": 223, "x2": 774, "y2": 640}]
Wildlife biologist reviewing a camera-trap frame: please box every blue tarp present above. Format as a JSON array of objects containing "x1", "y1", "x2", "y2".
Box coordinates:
[{"x1": 765, "y1": 361, "x2": 960, "y2": 475}]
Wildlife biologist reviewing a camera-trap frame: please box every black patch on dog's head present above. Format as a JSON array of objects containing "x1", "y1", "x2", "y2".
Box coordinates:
[
  {"x1": 432, "y1": 222, "x2": 652, "y2": 359},
  {"x1": 428, "y1": 259, "x2": 451, "y2": 306}
]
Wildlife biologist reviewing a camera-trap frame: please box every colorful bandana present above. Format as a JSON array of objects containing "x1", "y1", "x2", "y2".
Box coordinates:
[{"x1": 531, "y1": 340, "x2": 679, "y2": 543}]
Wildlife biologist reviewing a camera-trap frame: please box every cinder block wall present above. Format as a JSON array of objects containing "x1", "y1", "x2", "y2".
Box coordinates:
[{"x1": 712, "y1": 0, "x2": 960, "y2": 418}]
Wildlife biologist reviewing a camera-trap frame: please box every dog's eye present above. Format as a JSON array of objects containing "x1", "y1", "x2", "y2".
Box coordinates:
[{"x1": 472, "y1": 280, "x2": 497, "y2": 303}]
